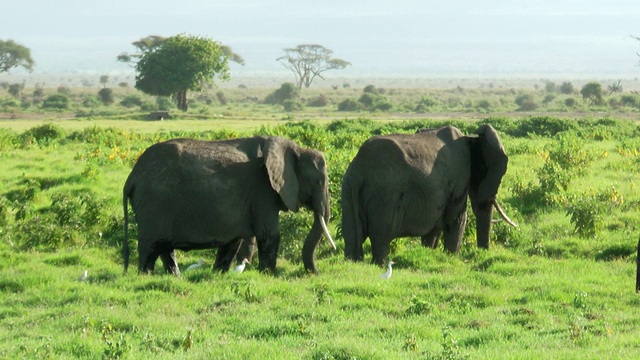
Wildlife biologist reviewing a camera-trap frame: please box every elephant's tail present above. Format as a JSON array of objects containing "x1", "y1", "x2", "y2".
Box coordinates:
[{"x1": 122, "y1": 179, "x2": 133, "y2": 273}]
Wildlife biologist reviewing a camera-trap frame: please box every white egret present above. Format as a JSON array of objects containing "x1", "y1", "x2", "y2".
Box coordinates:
[
  {"x1": 185, "y1": 259, "x2": 203, "y2": 272},
  {"x1": 379, "y1": 261, "x2": 395, "y2": 279},
  {"x1": 79, "y1": 270, "x2": 88, "y2": 281},
  {"x1": 233, "y1": 258, "x2": 250, "y2": 273}
]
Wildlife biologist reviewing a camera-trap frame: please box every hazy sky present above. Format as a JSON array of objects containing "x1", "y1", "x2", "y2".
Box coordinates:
[{"x1": 3, "y1": 0, "x2": 640, "y2": 78}]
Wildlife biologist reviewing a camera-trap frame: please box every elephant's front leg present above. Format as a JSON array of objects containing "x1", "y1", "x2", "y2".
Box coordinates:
[
  {"x1": 442, "y1": 209, "x2": 467, "y2": 253},
  {"x1": 214, "y1": 238, "x2": 243, "y2": 272},
  {"x1": 256, "y1": 233, "x2": 280, "y2": 273}
]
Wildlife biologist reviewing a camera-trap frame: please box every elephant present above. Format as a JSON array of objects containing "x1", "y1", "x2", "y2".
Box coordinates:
[
  {"x1": 341, "y1": 124, "x2": 517, "y2": 265},
  {"x1": 122, "y1": 135, "x2": 335, "y2": 275}
]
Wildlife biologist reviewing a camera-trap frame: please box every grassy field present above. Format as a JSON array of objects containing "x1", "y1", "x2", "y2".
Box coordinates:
[{"x1": 1, "y1": 88, "x2": 640, "y2": 358}]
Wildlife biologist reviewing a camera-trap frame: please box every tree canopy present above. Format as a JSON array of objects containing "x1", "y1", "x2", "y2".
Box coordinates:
[
  {"x1": 0, "y1": 39, "x2": 35, "y2": 73},
  {"x1": 134, "y1": 34, "x2": 232, "y2": 111},
  {"x1": 119, "y1": 35, "x2": 244, "y2": 66},
  {"x1": 277, "y1": 44, "x2": 350, "y2": 89}
]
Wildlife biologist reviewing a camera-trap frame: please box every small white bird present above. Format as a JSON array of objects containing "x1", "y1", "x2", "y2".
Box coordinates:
[
  {"x1": 232, "y1": 258, "x2": 250, "y2": 273},
  {"x1": 79, "y1": 270, "x2": 88, "y2": 281},
  {"x1": 185, "y1": 259, "x2": 203, "y2": 272},
  {"x1": 379, "y1": 261, "x2": 395, "y2": 279}
]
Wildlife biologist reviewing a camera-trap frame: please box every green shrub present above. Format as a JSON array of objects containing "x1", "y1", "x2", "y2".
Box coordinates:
[
  {"x1": 264, "y1": 83, "x2": 299, "y2": 105},
  {"x1": 82, "y1": 96, "x2": 100, "y2": 108},
  {"x1": 415, "y1": 97, "x2": 439, "y2": 112},
  {"x1": 119, "y1": 95, "x2": 143, "y2": 108},
  {"x1": 515, "y1": 94, "x2": 538, "y2": 111},
  {"x1": 560, "y1": 81, "x2": 574, "y2": 94},
  {"x1": 564, "y1": 98, "x2": 576, "y2": 107},
  {"x1": 42, "y1": 94, "x2": 70, "y2": 110},
  {"x1": 337, "y1": 98, "x2": 361, "y2": 111},
  {"x1": 216, "y1": 91, "x2": 228, "y2": 105},
  {"x1": 283, "y1": 99, "x2": 303, "y2": 112},
  {"x1": 509, "y1": 116, "x2": 577, "y2": 137},
  {"x1": 98, "y1": 88, "x2": 114, "y2": 105},
  {"x1": 308, "y1": 94, "x2": 329, "y2": 107},
  {"x1": 580, "y1": 82, "x2": 604, "y2": 105}
]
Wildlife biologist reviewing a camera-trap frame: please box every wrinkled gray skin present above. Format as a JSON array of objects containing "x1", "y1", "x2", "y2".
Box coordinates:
[
  {"x1": 122, "y1": 136, "x2": 331, "y2": 275},
  {"x1": 342, "y1": 125, "x2": 510, "y2": 265}
]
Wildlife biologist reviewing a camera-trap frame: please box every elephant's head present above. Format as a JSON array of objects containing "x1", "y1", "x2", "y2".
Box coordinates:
[
  {"x1": 263, "y1": 137, "x2": 334, "y2": 273},
  {"x1": 468, "y1": 124, "x2": 515, "y2": 248}
]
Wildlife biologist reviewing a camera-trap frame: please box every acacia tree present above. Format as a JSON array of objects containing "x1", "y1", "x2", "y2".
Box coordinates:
[
  {"x1": 0, "y1": 39, "x2": 34, "y2": 73},
  {"x1": 134, "y1": 34, "x2": 231, "y2": 111},
  {"x1": 277, "y1": 44, "x2": 350, "y2": 89}
]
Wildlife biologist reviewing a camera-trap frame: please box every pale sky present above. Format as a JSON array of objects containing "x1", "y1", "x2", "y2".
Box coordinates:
[{"x1": 2, "y1": 0, "x2": 640, "y2": 78}]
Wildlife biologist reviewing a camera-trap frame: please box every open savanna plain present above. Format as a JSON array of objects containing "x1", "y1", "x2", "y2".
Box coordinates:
[{"x1": 1, "y1": 82, "x2": 640, "y2": 359}]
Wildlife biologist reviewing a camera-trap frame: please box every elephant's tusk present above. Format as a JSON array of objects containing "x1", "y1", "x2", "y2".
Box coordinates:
[
  {"x1": 319, "y1": 216, "x2": 336, "y2": 250},
  {"x1": 492, "y1": 199, "x2": 518, "y2": 227}
]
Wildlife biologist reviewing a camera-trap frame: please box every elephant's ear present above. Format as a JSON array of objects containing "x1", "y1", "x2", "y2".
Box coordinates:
[
  {"x1": 475, "y1": 124, "x2": 508, "y2": 204},
  {"x1": 263, "y1": 137, "x2": 300, "y2": 212}
]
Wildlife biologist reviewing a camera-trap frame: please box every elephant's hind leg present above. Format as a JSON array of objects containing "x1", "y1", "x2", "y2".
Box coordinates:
[
  {"x1": 160, "y1": 250, "x2": 180, "y2": 276},
  {"x1": 370, "y1": 235, "x2": 391, "y2": 267},
  {"x1": 421, "y1": 226, "x2": 442, "y2": 249},
  {"x1": 214, "y1": 238, "x2": 243, "y2": 272},
  {"x1": 137, "y1": 241, "x2": 155, "y2": 274}
]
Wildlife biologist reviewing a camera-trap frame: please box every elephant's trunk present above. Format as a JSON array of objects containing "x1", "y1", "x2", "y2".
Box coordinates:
[
  {"x1": 475, "y1": 199, "x2": 517, "y2": 249},
  {"x1": 302, "y1": 198, "x2": 333, "y2": 274}
]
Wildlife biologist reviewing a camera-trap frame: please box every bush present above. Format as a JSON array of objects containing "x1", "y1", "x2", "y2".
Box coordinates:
[
  {"x1": 358, "y1": 92, "x2": 393, "y2": 112},
  {"x1": 559, "y1": 82, "x2": 574, "y2": 94},
  {"x1": 156, "y1": 97, "x2": 172, "y2": 111},
  {"x1": 415, "y1": 97, "x2": 439, "y2": 112},
  {"x1": 119, "y1": 95, "x2": 143, "y2": 108},
  {"x1": 515, "y1": 94, "x2": 538, "y2": 111},
  {"x1": 308, "y1": 95, "x2": 329, "y2": 107},
  {"x1": 98, "y1": 88, "x2": 114, "y2": 105},
  {"x1": 580, "y1": 82, "x2": 604, "y2": 105},
  {"x1": 41, "y1": 94, "x2": 70, "y2": 110},
  {"x1": 283, "y1": 99, "x2": 303, "y2": 112},
  {"x1": 216, "y1": 91, "x2": 228, "y2": 105},
  {"x1": 564, "y1": 98, "x2": 576, "y2": 107},
  {"x1": 82, "y1": 96, "x2": 100, "y2": 108},
  {"x1": 337, "y1": 98, "x2": 361, "y2": 111},
  {"x1": 264, "y1": 83, "x2": 299, "y2": 105}
]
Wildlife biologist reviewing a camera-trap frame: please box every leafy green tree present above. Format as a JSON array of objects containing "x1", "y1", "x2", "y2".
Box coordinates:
[
  {"x1": 0, "y1": 39, "x2": 34, "y2": 73},
  {"x1": 99, "y1": 75, "x2": 109, "y2": 88},
  {"x1": 134, "y1": 34, "x2": 231, "y2": 111},
  {"x1": 277, "y1": 44, "x2": 350, "y2": 89},
  {"x1": 580, "y1": 82, "x2": 604, "y2": 105},
  {"x1": 8, "y1": 83, "x2": 23, "y2": 98}
]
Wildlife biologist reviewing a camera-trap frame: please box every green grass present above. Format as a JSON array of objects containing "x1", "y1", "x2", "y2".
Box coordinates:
[
  {"x1": 0, "y1": 247, "x2": 637, "y2": 359},
  {"x1": 0, "y1": 116, "x2": 639, "y2": 359}
]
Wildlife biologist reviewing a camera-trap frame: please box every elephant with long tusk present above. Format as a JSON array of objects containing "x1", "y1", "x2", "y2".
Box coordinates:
[
  {"x1": 341, "y1": 124, "x2": 517, "y2": 265},
  {"x1": 123, "y1": 136, "x2": 334, "y2": 275}
]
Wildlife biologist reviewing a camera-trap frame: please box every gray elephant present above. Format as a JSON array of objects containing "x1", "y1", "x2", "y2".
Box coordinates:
[
  {"x1": 122, "y1": 135, "x2": 334, "y2": 275},
  {"x1": 341, "y1": 124, "x2": 516, "y2": 265}
]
